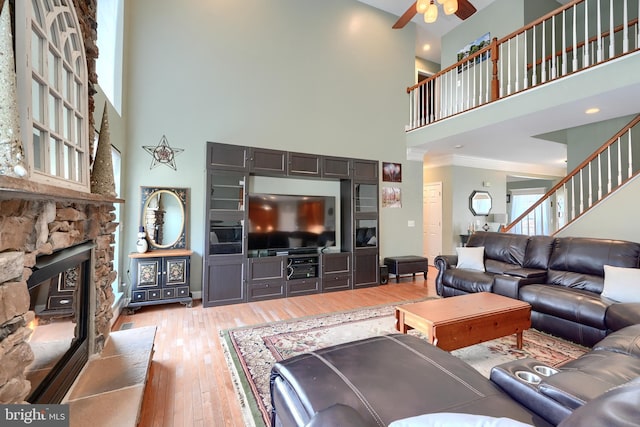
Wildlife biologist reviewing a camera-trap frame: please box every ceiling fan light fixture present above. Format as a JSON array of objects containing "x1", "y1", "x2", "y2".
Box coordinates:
[
  {"x1": 424, "y1": 1, "x2": 438, "y2": 23},
  {"x1": 443, "y1": 0, "x2": 459, "y2": 15},
  {"x1": 416, "y1": 0, "x2": 429, "y2": 14}
]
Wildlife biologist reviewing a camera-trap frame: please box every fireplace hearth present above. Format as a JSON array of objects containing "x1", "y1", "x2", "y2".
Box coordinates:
[{"x1": 26, "y1": 242, "x2": 93, "y2": 403}]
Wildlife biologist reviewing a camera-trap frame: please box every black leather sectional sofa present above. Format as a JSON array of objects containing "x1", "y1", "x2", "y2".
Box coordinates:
[
  {"x1": 435, "y1": 231, "x2": 640, "y2": 346},
  {"x1": 268, "y1": 232, "x2": 640, "y2": 426},
  {"x1": 270, "y1": 326, "x2": 640, "y2": 426}
]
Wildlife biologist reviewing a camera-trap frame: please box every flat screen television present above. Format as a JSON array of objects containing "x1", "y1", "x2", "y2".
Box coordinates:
[{"x1": 247, "y1": 193, "x2": 336, "y2": 253}]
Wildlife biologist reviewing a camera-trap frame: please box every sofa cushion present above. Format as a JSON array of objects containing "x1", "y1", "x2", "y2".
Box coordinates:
[
  {"x1": 606, "y1": 303, "x2": 640, "y2": 331},
  {"x1": 519, "y1": 284, "x2": 610, "y2": 329},
  {"x1": 557, "y1": 378, "x2": 640, "y2": 427},
  {"x1": 441, "y1": 269, "x2": 494, "y2": 294},
  {"x1": 602, "y1": 265, "x2": 640, "y2": 303},
  {"x1": 456, "y1": 246, "x2": 485, "y2": 271},
  {"x1": 522, "y1": 236, "x2": 554, "y2": 270},
  {"x1": 592, "y1": 324, "x2": 640, "y2": 357},
  {"x1": 467, "y1": 232, "x2": 529, "y2": 267},
  {"x1": 547, "y1": 237, "x2": 640, "y2": 293}
]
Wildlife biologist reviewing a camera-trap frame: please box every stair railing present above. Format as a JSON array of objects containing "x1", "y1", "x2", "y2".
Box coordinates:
[
  {"x1": 503, "y1": 114, "x2": 640, "y2": 236},
  {"x1": 407, "y1": 0, "x2": 640, "y2": 131}
]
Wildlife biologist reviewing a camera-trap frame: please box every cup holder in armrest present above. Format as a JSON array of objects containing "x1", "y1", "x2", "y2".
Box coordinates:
[
  {"x1": 515, "y1": 371, "x2": 541, "y2": 385},
  {"x1": 534, "y1": 365, "x2": 559, "y2": 377}
]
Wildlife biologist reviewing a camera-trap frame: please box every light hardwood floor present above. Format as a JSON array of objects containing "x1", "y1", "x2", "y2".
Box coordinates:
[{"x1": 112, "y1": 275, "x2": 436, "y2": 427}]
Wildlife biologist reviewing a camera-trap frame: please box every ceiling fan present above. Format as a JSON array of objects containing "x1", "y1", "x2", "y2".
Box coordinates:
[{"x1": 392, "y1": 0, "x2": 477, "y2": 29}]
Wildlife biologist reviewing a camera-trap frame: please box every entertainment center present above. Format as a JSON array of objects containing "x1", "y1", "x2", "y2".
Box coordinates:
[{"x1": 203, "y1": 142, "x2": 380, "y2": 307}]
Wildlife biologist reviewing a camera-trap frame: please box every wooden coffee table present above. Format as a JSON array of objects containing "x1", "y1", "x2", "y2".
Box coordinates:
[{"x1": 395, "y1": 292, "x2": 531, "y2": 351}]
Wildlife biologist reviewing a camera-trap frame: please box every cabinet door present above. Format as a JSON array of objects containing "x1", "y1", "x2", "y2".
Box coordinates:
[
  {"x1": 134, "y1": 258, "x2": 162, "y2": 288},
  {"x1": 353, "y1": 159, "x2": 378, "y2": 182},
  {"x1": 322, "y1": 156, "x2": 351, "y2": 179},
  {"x1": 288, "y1": 152, "x2": 321, "y2": 177},
  {"x1": 208, "y1": 142, "x2": 249, "y2": 171},
  {"x1": 354, "y1": 249, "x2": 379, "y2": 287},
  {"x1": 164, "y1": 256, "x2": 189, "y2": 286},
  {"x1": 250, "y1": 148, "x2": 287, "y2": 175},
  {"x1": 248, "y1": 257, "x2": 285, "y2": 281},
  {"x1": 355, "y1": 183, "x2": 378, "y2": 213},
  {"x1": 322, "y1": 252, "x2": 351, "y2": 275},
  {"x1": 208, "y1": 170, "x2": 246, "y2": 211},
  {"x1": 204, "y1": 257, "x2": 245, "y2": 307}
]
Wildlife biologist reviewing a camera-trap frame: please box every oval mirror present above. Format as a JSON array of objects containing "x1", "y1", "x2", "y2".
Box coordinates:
[
  {"x1": 469, "y1": 190, "x2": 492, "y2": 216},
  {"x1": 140, "y1": 187, "x2": 189, "y2": 249}
]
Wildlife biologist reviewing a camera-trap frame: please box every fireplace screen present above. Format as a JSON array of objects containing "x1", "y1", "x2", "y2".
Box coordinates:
[{"x1": 26, "y1": 242, "x2": 93, "y2": 403}]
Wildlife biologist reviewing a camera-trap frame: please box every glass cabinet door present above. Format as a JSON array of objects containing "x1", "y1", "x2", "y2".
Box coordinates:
[
  {"x1": 355, "y1": 183, "x2": 378, "y2": 213},
  {"x1": 210, "y1": 171, "x2": 245, "y2": 211},
  {"x1": 209, "y1": 217, "x2": 243, "y2": 255}
]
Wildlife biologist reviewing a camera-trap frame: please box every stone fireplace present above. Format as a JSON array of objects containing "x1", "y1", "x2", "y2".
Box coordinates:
[{"x1": 0, "y1": 175, "x2": 119, "y2": 404}]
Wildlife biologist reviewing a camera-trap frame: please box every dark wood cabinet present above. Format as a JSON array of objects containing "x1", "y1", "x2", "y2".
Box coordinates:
[
  {"x1": 127, "y1": 249, "x2": 193, "y2": 312},
  {"x1": 204, "y1": 256, "x2": 245, "y2": 306},
  {"x1": 353, "y1": 159, "x2": 378, "y2": 182},
  {"x1": 204, "y1": 142, "x2": 379, "y2": 306},
  {"x1": 247, "y1": 257, "x2": 286, "y2": 301},
  {"x1": 354, "y1": 248, "x2": 379, "y2": 287},
  {"x1": 250, "y1": 148, "x2": 287, "y2": 175},
  {"x1": 207, "y1": 142, "x2": 249, "y2": 171},
  {"x1": 288, "y1": 152, "x2": 321, "y2": 177},
  {"x1": 321, "y1": 252, "x2": 352, "y2": 292},
  {"x1": 322, "y1": 156, "x2": 351, "y2": 179}
]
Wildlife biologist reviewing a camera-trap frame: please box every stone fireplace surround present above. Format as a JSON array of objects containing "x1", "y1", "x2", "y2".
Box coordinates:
[{"x1": 0, "y1": 175, "x2": 119, "y2": 403}]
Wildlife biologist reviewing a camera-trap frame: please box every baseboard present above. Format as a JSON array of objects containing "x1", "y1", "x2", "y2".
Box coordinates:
[
  {"x1": 110, "y1": 290, "x2": 127, "y2": 328},
  {"x1": 191, "y1": 291, "x2": 202, "y2": 300}
]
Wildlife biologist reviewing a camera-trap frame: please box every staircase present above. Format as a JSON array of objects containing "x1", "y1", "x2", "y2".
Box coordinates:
[{"x1": 503, "y1": 114, "x2": 640, "y2": 235}]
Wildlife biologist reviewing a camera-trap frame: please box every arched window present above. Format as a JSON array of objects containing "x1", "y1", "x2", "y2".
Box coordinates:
[{"x1": 16, "y1": 0, "x2": 90, "y2": 191}]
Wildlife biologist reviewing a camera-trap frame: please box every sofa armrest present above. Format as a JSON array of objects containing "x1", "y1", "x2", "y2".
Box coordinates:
[
  {"x1": 304, "y1": 404, "x2": 368, "y2": 427},
  {"x1": 605, "y1": 303, "x2": 640, "y2": 332},
  {"x1": 493, "y1": 275, "x2": 544, "y2": 300},
  {"x1": 434, "y1": 255, "x2": 457, "y2": 296}
]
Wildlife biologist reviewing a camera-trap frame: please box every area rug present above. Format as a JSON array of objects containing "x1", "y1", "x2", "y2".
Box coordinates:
[{"x1": 221, "y1": 302, "x2": 588, "y2": 427}]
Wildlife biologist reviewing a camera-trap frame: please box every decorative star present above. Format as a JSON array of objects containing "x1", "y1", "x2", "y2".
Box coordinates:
[{"x1": 142, "y1": 135, "x2": 184, "y2": 170}]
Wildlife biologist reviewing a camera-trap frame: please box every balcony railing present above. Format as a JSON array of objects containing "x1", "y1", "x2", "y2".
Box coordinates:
[
  {"x1": 504, "y1": 114, "x2": 640, "y2": 235},
  {"x1": 406, "y1": 0, "x2": 640, "y2": 131}
]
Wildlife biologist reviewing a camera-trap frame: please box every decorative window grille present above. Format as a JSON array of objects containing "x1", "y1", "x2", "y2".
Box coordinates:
[{"x1": 16, "y1": 0, "x2": 90, "y2": 191}]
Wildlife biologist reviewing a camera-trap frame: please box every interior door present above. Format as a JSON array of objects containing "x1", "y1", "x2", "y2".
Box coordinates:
[{"x1": 423, "y1": 182, "x2": 442, "y2": 264}]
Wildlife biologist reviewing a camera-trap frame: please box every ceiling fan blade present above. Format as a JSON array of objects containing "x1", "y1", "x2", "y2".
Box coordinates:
[
  {"x1": 456, "y1": 0, "x2": 477, "y2": 20},
  {"x1": 392, "y1": 2, "x2": 418, "y2": 29}
]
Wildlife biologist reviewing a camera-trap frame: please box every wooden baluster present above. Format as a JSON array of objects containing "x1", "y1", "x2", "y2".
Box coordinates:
[
  {"x1": 579, "y1": 169, "x2": 584, "y2": 214},
  {"x1": 551, "y1": 15, "x2": 556, "y2": 79},
  {"x1": 597, "y1": 0, "x2": 603, "y2": 62},
  {"x1": 597, "y1": 153, "x2": 603, "y2": 200},
  {"x1": 607, "y1": 145, "x2": 612, "y2": 193},
  {"x1": 617, "y1": 137, "x2": 622, "y2": 186},
  {"x1": 562, "y1": 10, "x2": 568, "y2": 75},
  {"x1": 588, "y1": 161, "x2": 593, "y2": 207},
  {"x1": 570, "y1": 175, "x2": 576, "y2": 220},
  {"x1": 609, "y1": 0, "x2": 615, "y2": 59},
  {"x1": 623, "y1": 0, "x2": 629, "y2": 53},
  {"x1": 491, "y1": 37, "x2": 499, "y2": 101},
  {"x1": 541, "y1": 20, "x2": 547, "y2": 82},
  {"x1": 514, "y1": 35, "x2": 520, "y2": 92},
  {"x1": 572, "y1": 5, "x2": 578, "y2": 71},
  {"x1": 628, "y1": 130, "x2": 633, "y2": 179},
  {"x1": 584, "y1": 0, "x2": 590, "y2": 66}
]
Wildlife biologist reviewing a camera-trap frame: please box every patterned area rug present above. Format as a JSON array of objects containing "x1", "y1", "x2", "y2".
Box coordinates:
[{"x1": 220, "y1": 302, "x2": 588, "y2": 427}]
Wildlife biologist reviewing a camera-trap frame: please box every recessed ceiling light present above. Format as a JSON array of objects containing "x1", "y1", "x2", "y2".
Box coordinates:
[
  {"x1": 585, "y1": 107, "x2": 600, "y2": 114},
  {"x1": 422, "y1": 44, "x2": 431, "y2": 51},
  {"x1": 454, "y1": 144, "x2": 463, "y2": 149}
]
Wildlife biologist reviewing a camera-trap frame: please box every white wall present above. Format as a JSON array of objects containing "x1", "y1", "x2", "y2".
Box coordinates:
[{"x1": 122, "y1": 0, "x2": 422, "y2": 293}]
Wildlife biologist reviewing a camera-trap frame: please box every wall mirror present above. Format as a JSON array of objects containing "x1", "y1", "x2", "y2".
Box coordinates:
[
  {"x1": 469, "y1": 190, "x2": 492, "y2": 216},
  {"x1": 140, "y1": 187, "x2": 189, "y2": 249}
]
